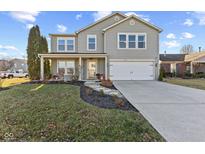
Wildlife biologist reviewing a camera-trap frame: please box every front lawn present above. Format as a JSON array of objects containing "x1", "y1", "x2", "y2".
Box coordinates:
[
  {"x1": 0, "y1": 78, "x2": 30, "y2": 88},
  {"x1": 164, "y1": 78, "x2": 205, "y2": 90},
  {"x1": 0, "y1": 84, "x2": 164, "y2": 141}
]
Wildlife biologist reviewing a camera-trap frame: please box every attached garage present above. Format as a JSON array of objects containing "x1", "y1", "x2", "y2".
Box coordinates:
[{"x1": 109, "y1": 61, "x2": 155, "y2": 80}]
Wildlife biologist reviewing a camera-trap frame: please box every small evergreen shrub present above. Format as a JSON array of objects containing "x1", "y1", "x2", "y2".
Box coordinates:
[
  {"x1": 158, "y1": 68, "x2": 164, "y2": 81},
  {"x1": 99, "y1": 89, "x2": 105, "y2": 97}
]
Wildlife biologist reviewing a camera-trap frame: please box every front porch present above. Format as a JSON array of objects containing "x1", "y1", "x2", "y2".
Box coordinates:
[{"x1": 38, "y1": 53, "x2": 108, "y2": 81}]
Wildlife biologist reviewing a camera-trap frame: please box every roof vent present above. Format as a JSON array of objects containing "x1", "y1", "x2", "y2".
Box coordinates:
[
  {"x1": 130, "y1": 19, "x2": 135, "y2": 25},
  {"x1": 164, "y1": 50, "x2": 166, "y2": 56},
  {"x1": 114, "y1": 16, "x2": 120, "y2": 21}
]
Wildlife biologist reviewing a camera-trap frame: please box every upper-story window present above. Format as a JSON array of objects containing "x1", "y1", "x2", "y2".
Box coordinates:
[
  {"x1": 138, "y1": 35, "x2": 146, "y2": 48},
  {"x1": 128, "y1": 35, "x2": 136, "y2": 48},
  {"x1": 118, "y1": 33, "x2": 146, "y2": 49},
  {"x1": 57, "y1": 38, "x2": 75, "y2": 52},
  {"x1": 119, "y1": 34, "x2": 126, "y2": 48},
  {"x1": 67, "y1": 39, "x2": 74, "y2": 51},
  {"x1": 87, "y1": 35, "x2": 96, "y2": 51},
  {"x1": 58, "y1": 39, "x2": 65, "y2": 51}
]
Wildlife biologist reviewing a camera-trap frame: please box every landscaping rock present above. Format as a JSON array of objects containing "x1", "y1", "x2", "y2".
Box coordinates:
[
  {"x1": 80, "y1": 86, "x2": 137, "y2": 112},
  {"x1": 84, "y1": 81, "x2": 123, "y2": 98}
]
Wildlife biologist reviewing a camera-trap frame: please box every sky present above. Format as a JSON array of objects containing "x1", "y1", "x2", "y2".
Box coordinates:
[{"x1": 0, "y1": 11, "x2": 205, "y2": 59}]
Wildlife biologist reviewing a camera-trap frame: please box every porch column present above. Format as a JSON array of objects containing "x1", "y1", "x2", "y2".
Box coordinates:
[
  {"x1": 79, "y1": 57, "x2": 82, "y2": 80},
  {"x1": 190, "y1": 62, "x2": 193, "y2": 74},
  {"x1": 40, "y1": 56, "x2": 44, "y2": 80},
  {"x1": 105, "y1": 56, "x2": 108, "y2": 80}
]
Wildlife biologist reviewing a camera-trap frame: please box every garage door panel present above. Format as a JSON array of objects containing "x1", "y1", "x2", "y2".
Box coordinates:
[{"x1": 110, "y1": 61, "x2": 154, "y2": 80}]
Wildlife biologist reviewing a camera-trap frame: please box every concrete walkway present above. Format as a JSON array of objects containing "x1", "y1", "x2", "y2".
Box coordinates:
[{"x1": 114, "y1": 81, "x2": 205, "y2": 141}]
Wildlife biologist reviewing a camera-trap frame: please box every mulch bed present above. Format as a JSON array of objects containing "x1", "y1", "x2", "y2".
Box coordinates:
[{"x1": 80, "y1": 85, "x2": 138, "y2": 112}]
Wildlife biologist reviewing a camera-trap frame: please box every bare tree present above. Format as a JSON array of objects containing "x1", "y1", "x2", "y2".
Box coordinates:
[
  {"x1": 0, "y1": 60, "x2": 10, "y2": 71},
  {"x1": 180, "y1": 44, "x2": 194, "y2": 54}
]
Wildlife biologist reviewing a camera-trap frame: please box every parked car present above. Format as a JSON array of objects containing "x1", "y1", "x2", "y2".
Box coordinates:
[{"x1": 0, "y1": 70, "x2": 29, "y2": 79}]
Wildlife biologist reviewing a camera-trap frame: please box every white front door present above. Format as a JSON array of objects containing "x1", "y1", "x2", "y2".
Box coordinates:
[
  {"x1": 110, "y1": 61, "x2": 154, "y2": 80},
  {"x1": 87, "y1": 60, "x2": 97, "y2": 79}
]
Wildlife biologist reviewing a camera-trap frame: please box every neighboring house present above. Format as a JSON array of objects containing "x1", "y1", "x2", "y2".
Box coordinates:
[
  {"x1": 160, "y1": 51, "x2": 205, "y2": 76},
  {"x1": 0, "y1": 58, "x2": 27, "y2": 72},
  {"x1": 9, "y1": 58, "x2": 28, "y2": 73},
  {"x1": 39, "y1": 12, "x2": 162, "y2": 81},
  {"x1": 160, "y1": 54, "x2": 186, "y2": 76}
]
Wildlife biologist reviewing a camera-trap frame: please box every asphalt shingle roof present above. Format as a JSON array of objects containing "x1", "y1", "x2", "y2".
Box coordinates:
[{"x1": 160, "y1": 54, "x2": 186, "y2": 61}]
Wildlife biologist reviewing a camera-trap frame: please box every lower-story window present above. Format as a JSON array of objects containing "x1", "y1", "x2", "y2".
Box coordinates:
[{"x1": 57, "y1": 60, "x2": 75, "y2": 76}]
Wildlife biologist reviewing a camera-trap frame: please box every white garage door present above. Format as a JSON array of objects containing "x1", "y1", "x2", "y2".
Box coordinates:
[{"x1": 110, "y1": 61, "x2": 154, "y2": 80}]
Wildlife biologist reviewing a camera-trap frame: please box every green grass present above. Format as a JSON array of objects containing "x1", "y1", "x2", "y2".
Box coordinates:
[
  {"x1": 165, "y1": 78, "x2": 205, "y2": 90},
  {"x1": 0, "y1": 84, "x2": 164, "y2": 142}
]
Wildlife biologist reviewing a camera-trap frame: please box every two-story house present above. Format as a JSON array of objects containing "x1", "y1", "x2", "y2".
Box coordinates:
[{"x1": 38, "y1": 12, "x2": 162, "y2": 80}]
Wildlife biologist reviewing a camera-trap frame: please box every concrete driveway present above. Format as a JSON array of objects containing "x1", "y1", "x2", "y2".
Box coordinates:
[{"x1": 114, "y1": 81, "x2": 205, "y2": 142}]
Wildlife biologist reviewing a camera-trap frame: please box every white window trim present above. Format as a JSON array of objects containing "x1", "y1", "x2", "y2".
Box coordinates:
[
  {"x1": 118, "y1": 33, "x2": 127, "y2": 49},
  {"x1": 57, "y1": 37, "x2": 75, "y2": 52},
  {"x1": 117, "y1": 33, "x2": 147, "y2": 50},
  {"x1": 57, "y1": 60, "x2": 75, "y2": 74},
  {"x1": 87, "y1": 35, "x2": 97, "y2": 51}
]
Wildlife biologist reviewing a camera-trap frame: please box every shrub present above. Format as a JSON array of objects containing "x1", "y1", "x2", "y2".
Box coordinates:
[
  {"x1": 194, "y1": 72, "x2": 205, "y2": 78},
  {"x1": 72, "y1": 75, "x2": 79, "y2": 81},
  {"x1": 184, "y1": 71, "x2": 193, "y2": 78},
  {"x1": 111, "y1": 94, "x2": 125, "y2": 107},
  {"x1": 85, "y1": 87, "x2": 93, "y2": 96},
  {"x1": 99, "y1": 89, "x2": 105, "y2": 97},
  {"x1": 100, "y1": 79, "x2": 113, "y2": 87},
  {"x1": 111, "y1": 94, "x2": 118, "y2": 101},
  {"x1": 172, "y1": 71, "x2": 176, "y2": 77},
  {"x1": 115, "y1": 98, "x2": 125, "y2": 107},
  {"x1": 158, "y1": 68, "x2": 164, "y2": 81}
]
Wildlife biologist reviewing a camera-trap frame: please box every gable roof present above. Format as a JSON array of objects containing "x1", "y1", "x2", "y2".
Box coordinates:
[
  {"x1": 103, "y1": 15, "x2": 163, "y2": 33},
  {"x1": 160, "y1": 54, "x2": 185, "y2": 61},
  {"x1": 185, "y1": 51, "x2": 205, "y2": 62},
  {"x1": 75, "y1": 12, "x2": 127, "y2": 34}
]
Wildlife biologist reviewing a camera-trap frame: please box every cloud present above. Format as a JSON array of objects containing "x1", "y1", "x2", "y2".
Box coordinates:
[
  {"x1": 0, "y1": 52, "x2": 8, "y2": 57},
  {"x1": 194, "y1": 12, "x2": 205, "y2": 26},
  {"x1": 125, "y1": 12, "x2": 150, "y2": 22},
  {"x1": 26, "y1": 24, "x2": 34, "y2": 30},
  {"x1": 183, "y1": 19, "x2": 193, "y2": 26},
  {"x1": 57, "y1": 24, "x2": 67, "y2": 33},
  {"x1": 92, "y1": 11, "x2": 112, "y2": 21},
  {"x1": 76, "y1": 14, "x2": 82, "y2": 20},
  {"x1": 0, "y1": 45, "x2": 19, "y2": 51},
  {"x1": 163, "y1": 40, "x2": 180, "y2": 48},
  {"x1": 166, "y1": 33, "x2": 176, "y2": 39},
  {"x1": 180, "y1": 32, "x2": 195, "y2": 39},
  {"x1": 9, "y1": 11, "x2": 40, "y2": 23}
]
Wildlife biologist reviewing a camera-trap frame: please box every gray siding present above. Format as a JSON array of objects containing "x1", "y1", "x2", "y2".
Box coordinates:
[
  {"x1": 51, "y1": 59, "x2": 57, "y2": 74},
  {"x1": 104, "y1": 17, "x2": 160, "y2": 80},
  {"x1": 77, "y1": 14, "x2": 125, "y2": 53},
  {"x1": 97, "y1": 58, "x2": 105, "y2": 74},
  {"x1": 104, "y1": 17, "x2": 159, "y2": 60},
  {"x1": 50, "y1": 37, "x2": 57, "y2": 52},
  {"x1": 50, "y1": 36, "x2": 77, "y2": 52}
]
